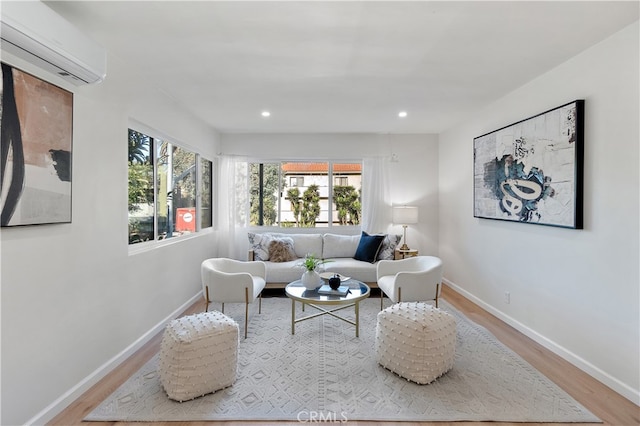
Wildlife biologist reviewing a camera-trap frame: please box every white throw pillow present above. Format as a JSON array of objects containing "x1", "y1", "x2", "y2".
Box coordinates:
[
  {"x1": 247, "y1": 232, "x2": 272, "y2": 261},
  {"x1": 322, "y1": 234, "x2": 360, "y2": 258}
]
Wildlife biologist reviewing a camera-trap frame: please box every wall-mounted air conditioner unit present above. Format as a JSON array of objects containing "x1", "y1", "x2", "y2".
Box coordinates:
[{"x1": 0, "y1": 1, "x2": 106, "y2": 85}]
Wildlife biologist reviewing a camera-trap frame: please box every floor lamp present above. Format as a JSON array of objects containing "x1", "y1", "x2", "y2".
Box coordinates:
[{"x1": 393, "y1": 206, "x2": 419, "y2": 250}]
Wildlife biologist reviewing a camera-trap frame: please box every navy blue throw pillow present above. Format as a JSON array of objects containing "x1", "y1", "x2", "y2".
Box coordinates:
[{"x1": 354, "y1": 231, "x2": 385, "y2": 263}]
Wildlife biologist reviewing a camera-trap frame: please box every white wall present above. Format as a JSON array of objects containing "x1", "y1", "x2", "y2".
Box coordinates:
[
  {"x1": 0, "y1": 51, "x2": 220, "y2": 424},
  {"x1": 220, "y1": 133, "x2": 439, "y2": 256},
  {"x1": 439, "y1": 21, "x2": 639, "y2": 403}
]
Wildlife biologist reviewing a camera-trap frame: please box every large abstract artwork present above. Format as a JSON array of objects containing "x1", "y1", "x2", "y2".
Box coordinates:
[
  {"x1": 473, "y1": 100, "x2": 584, "y2": 229},
  {"x1": 1, "y1": 63, "x2": 73, "y2": 226}
]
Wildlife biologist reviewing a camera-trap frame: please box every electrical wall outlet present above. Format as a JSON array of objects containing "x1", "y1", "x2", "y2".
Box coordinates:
[{"x1": 504, "y1": 291, "x2": 511, "y2": 304}]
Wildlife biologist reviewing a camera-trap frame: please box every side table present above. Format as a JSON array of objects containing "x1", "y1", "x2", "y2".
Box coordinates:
[{"x1": 394, "y1": 249, "x2": 419, "y2": 260}]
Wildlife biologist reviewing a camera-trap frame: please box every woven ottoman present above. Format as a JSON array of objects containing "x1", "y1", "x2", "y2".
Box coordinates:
[
  {"x1": 376, "y1": 302, "x2": 456, "y2": 384},
  {"x1": 159, "y1": 311, "x2": 239, "y2": 402}
]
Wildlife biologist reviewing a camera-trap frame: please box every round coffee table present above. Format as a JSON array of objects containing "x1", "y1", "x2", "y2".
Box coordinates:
[{"x1": 285, "y1": 279, "x2": 370, "y2": 337}]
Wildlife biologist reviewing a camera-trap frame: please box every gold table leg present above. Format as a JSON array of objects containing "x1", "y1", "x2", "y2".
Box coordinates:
[
  {"x1": 290, "y1": 303, "x2": 361, "y2": 337},
  {"x1": 355, "y1": 300, "x2": 360, "y2": 338},
  {"x1": 291, "y1": 298, "x2": 296, "y2": 335}
]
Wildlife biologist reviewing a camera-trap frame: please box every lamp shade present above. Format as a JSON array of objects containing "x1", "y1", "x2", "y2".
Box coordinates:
[{"x1": 392, "y1": 206, "x2": 418, "y2": 224}]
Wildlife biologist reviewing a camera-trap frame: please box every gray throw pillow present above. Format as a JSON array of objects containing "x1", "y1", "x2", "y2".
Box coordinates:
[{"x1": 377, "y1": 234, "x2": 402, "y2": 260}]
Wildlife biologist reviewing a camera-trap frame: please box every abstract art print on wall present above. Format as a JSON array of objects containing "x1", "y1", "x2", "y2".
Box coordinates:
[
  {"x1": 473, "y1": 100, "x2": 584, "y2": 229},
  {"x1": 1, "y1": 63, "x2": 73, "y2": 226}
]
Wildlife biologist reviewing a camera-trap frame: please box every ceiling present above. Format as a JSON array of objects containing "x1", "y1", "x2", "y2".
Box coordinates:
[{"x1": 46, "y1": 1, "x2": 639, "y2": 134}]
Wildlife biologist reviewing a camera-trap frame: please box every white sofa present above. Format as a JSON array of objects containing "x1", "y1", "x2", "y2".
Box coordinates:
[{"x1": 248, "y1": 232, "x2": 401, "y2": 289}]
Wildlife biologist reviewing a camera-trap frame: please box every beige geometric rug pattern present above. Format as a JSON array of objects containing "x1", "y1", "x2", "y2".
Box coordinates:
[{"x1": 85, "y1": 297, "x2": 600, "y2": 422}]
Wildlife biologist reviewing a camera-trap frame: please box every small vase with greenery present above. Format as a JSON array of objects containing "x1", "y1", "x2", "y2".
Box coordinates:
[
  {"x1": 297, "y1": 254, "x2": 328, "y2": 289},
  {"x1": 297, "y1": 254, "x2": 326, "y2": 271}
]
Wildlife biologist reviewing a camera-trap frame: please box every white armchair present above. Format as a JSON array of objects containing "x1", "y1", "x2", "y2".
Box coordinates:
[
  {"x1": 377, "y1": 256, "x2": 443, "y2": 309},
  {"x1": 201, "y1": 258, "x2": 267, "y2": 338}
]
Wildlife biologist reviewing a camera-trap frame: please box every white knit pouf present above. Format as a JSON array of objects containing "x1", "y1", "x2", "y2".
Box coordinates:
[
  {"x1": 376, "y1": 302, "x2": 456, "y2": 384},
  {"x1": 159, "y1": 311, "x2": 239, "y2": 402}
]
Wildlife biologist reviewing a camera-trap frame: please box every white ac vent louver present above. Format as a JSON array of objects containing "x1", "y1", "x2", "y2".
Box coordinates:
[{"x1": 0, "y1": 1, "x2": 106, "y2": 85}]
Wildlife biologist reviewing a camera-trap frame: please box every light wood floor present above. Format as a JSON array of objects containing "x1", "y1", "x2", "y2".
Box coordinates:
[{"x1": 50, "y1": 286, "x2": 639, "y2": 426}]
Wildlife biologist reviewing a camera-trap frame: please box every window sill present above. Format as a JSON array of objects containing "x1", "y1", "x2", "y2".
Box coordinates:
[{"x1": 128, "y1": 228, "x2": 213, "y2": 256}]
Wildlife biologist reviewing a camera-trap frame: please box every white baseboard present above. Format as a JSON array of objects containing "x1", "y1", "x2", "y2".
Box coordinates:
[
  {"x1": 25, "y1": 292, "x2": 203, "y2": 426},
  {"x1": 443, "y1": 278, "x2": 640, "y2": 406}
]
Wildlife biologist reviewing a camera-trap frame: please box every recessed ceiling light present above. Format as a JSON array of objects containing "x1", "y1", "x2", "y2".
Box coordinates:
[
  {"x1": 398, "y1": 111, "x2": 408, "y2": 118},
  {"x1": 261, "y1": 111, "x2": 271, "y2": 117}
]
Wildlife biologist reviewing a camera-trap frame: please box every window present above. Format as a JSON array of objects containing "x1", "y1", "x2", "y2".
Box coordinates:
[
  {"x1": 249, "y1": 161, "x2": 361, "y2": 227},
  {"x1": 335, "y1": 176, "x2": 348, "y2": 186},
  {"x1": 200, "y1": 157, "x2": 212, "y2": 229},
  {"x1": 290, "y1": 176, "x2": 304, "y2": 187},
  {"x1": 128, "y1": 130, "x2": 154, "y2": 243},
  {"x1": 128, "y1": 128, "x2": 212, "y2": 245}
]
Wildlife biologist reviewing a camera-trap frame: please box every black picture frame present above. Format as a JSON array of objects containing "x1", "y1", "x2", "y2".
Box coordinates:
[{"x1": 473, "y1": 100, "x2": 584, "y2": 229}]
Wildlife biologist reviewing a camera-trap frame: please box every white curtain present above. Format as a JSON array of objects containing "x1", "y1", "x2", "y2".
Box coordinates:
[
  {"x1": 361, "y1": 156, "x2": 391, "y2": 234},
  {"x1": 217, "y1": 155, "x2": 249, "y2": 259}
]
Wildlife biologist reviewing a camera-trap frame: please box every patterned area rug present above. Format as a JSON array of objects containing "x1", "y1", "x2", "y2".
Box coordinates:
[{"x1": 85, "y1": 297, "x2": 600, "y2": 422}]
